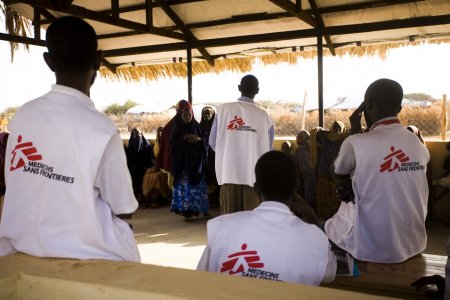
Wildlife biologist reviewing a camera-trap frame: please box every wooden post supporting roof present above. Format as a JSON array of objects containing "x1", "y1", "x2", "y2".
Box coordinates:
[
  {"x1": 317, "y1": 33, "x2": 324, "y2": 128},
  {"x1": 187, "y1": 46, "x2": 193, "y2": 104}
]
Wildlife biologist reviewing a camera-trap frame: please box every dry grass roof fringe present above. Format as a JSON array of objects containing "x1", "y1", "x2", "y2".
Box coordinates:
[
  {"x1": 101, "y1": 38, "x2": 450, "y2": 82},
  {"x1": 1, "y1": 2, "x2": 31, "y2": 61}
]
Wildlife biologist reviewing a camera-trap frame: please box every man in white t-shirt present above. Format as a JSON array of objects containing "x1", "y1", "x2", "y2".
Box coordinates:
[
  {"x1": 325, "y1": 78, "x2": 429, "y2": 263},
  {"x1": 209, "y1": 75, "x2": 274, "y2": 214},
  {"x1": 197, "y1": 151, "x2": 336, "y2": 285},
  {"x1": 0, "y1": 17, "x2": 140, "y2": 262}
]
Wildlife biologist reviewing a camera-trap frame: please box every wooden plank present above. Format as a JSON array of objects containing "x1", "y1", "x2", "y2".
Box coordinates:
[{"x1": 323, "y1": 254, "x2": 447, "y2": 300}]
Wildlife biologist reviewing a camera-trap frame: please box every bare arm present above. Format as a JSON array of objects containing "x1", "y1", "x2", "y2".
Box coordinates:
[
  {"x1": 290, "y1": 193, "x2": 320, "y2": 227},
  {"x1": 350, "y1": 102, "x2": 365, "y2": 135}
]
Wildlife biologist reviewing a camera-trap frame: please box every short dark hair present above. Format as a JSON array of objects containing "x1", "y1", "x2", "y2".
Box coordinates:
[
  {"x1": 46, "y1": 17, "x2": 98, "y2": 73},
  {"x1": 255, "y1": 151, "x2": 297, "y2": 201},
  {"x1": 365, "y1": 78, "x2": 403, "y2": 114},
  {"x1": 239, "y1": 75, "x2": 259, "y2": 95}
]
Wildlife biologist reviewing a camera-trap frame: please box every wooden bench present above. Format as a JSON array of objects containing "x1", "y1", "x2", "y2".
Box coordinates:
[{"x1": 323, "y1": 254, "x2": 447, "y2": 299}]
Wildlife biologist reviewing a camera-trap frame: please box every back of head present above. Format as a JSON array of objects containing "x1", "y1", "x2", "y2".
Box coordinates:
[
  {"x1": 46, "y1": 17, "x2": 98, "y2": 74},
  {"x1": 239, "y1": 75, "x2": 259, "y2": 97},
  {"x1": 365, "y1": 78, "x2": 403, "y2": 116},
  {"x1": 255, "y1": 151, "x2": 297, "y2": 201}
]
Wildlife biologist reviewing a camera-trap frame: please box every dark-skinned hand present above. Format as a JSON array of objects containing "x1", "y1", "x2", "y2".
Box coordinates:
[{"x1": 411, "y1": 275, "x2": 445, "y2": 298}]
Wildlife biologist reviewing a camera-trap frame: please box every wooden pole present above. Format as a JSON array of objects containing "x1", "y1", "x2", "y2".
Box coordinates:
[
  {"x1": 187, "y1": 46, "x2": 193, "y2": 104},
  {"x1": 301, "y1": 91, "x2": 307, "y2": 130},
  {"x1": 442, "y1": 94, "x2": 447, "y2": 141},
  {"x1": 317, "y1": 34, "x2": 324, "y2": 127}
]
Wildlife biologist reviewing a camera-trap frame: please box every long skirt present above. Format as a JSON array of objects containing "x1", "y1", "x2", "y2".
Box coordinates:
[{"x1": 171, "y1": 175, "x2": 208, "y2": 217}]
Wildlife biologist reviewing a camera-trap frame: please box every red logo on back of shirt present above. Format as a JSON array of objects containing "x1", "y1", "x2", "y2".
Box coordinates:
[
  {"x1": 220, "y1": 243, "x2": 264, "y2": 274},
  {"x1": 380, "y1": 146, "x2": 409, "y2": 173},
  {"x1": 10, "y1": 135, "x2": 42, "y2": 171},
  {"x1": 227, "y1": 116, "x2": 246, "y2": 130}
]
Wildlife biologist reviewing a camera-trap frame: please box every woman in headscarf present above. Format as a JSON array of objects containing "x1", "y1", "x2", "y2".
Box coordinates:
[
  {"x1": 126, "y1": 128, "x2": 154, "y2": 202},
  {"x1": 153, "y1": 126, "x2": 164, "y2": 159},
  {"x1": 199, "y1": 106, "x2": 219, "y2": 208},
  {"x1": 294, "y1": 130, "x2": 316, "y2": 207},
  {"x1": 170, "y1": 100, "x2": 209, "y2": 219},
  {"x1": 199, "y1": 106, "x2": 215, "y2": 134}
]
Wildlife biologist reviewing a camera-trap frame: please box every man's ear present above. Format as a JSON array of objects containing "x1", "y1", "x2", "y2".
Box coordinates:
[
  {"x1": 94, "y1": 50, "x2": 103, "y2": 71},
  {"x1": 397, "y1": 105, "x2": 402, "y2": 114},
  {"x1": 43, "y1": 52, "x2": 55, "y2": 72},
  {"x1": 255, "y1": 87, "x2": 259, "y2": 95},
  {"x1": 238, "y1": 84, "x2": 242, "y2": 92}
]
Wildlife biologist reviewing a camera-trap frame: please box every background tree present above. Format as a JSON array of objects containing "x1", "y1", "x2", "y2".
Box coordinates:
[
  {"x1": 403, "y1": 93, "x2": 436, "y2": 102},
  {"x1": 104, "y1": 100, "x2": 139, "y2": 115}
]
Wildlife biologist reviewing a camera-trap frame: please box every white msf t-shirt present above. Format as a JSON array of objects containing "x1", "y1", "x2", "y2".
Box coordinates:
[
  {"x1": 213, "y1": 101, "x2": 273, "y2": 187},
  {"x1": 197, "y1": 201, "x2": 336, "y2": 285},
  {"x1": 0, "y1": 85, "x2": 140, "y2": 262},
  {"x1": 325, "y1": 117, "x2": 429, "y2": 263}
]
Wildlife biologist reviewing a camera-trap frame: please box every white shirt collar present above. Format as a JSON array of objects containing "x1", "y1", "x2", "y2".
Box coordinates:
[
  {"x1": 255, "y1": 201, "x2": 292, "y2": 213},
  {"x1": 51, "y1": 84, "x2": 95, "y2": 108},
  {"x1": 369, "y1": 116, "x2": 401, "y2": 131},
  {"x1": 238, "y1": 96, "x2": 254, "y2": 104}
]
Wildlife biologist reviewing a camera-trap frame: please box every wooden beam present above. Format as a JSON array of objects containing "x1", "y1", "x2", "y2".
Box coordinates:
[
  {"x1": 40, "y1": 8, "x2": 57, "y2": 22},
  {"x1": 111, "y1": 0, "x2": 119, "y2": 20},
  {"x1": 269, "y1": 0, "x2": 317, "y2": 27},
  {"x1": 187, "y1": 12, "x2": 291, "y2": 30},
  {"x1": 102, "y1": 57, "x2": 117, "y2": 73},
  {"x1": 97, "y1": 12, "x2": 291, "y2": 39},
  {"x1": 145, "y1": 0, "x2": 153, "y2": 32},
  {"x1": 14, "y1": 0, "x2": 186, "y2": 40},
  {"x1": 0, "y1": 32, "x2": 46, "y2": 46},
  {"x1": 317, "y1": 33, "x2": 324, "y2": 127},
  {"x1": 318, "y1": 0, "x2": 423, "y2": 14},
  {"x1": 295, "y1": 0, "x2": 301, "y2": 12},
  {"x1": 33, "y1": 7, "x2": 41, "y2": 40},
  {"x1": 308, "y1": 0, "x2": 336, "y2": 56},
  {"x1": 103, "y1": 14, "x2": 450, "y2": 58},
  {"x1": 155, "y1": 0, "x2": 214, "y2": 66},
  {"x1": 187, "y1": 46, "x2": 193, "y2": 103}
]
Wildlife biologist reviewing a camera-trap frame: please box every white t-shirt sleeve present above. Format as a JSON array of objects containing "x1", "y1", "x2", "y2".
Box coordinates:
[
  {"x1": 322, "y1": 248, "x2": 337, "y2": 283},
  {"x1": 95, "y1": 132, "x2": 138, "y2": 215},
  {"x1": 333, "y1": 139, "x2": 356, "y2": 175},
  {"x1": 196, "y1": 245, "x2": 211, "y2": 271}
]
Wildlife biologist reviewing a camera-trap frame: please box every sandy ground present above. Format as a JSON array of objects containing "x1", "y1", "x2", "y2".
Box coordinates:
[
  {"x1": 128, "y1": 206, "x2": 220, "y2": 269},
  {"x1": 128, "y1": 205, "x2": 449, "y2": 271}
]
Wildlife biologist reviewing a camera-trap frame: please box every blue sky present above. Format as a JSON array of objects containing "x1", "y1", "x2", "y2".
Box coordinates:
[{"x1": 1, "y1": 37, "x2": 449, "y2": 112}]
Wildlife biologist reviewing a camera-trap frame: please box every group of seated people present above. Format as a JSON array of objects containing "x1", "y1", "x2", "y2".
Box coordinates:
[{"x1": 0, "y1": 16, "x2": 448, "y2": 298}]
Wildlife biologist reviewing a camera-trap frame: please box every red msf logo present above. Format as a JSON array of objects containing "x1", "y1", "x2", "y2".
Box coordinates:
[
  {"x1": 380, "y1": 146, "x2": 409, "y2": 173},
  {"x1": 227, "y1": 116, "x2": 245, "y2": 130},
  {"x1": 10, "y1": 135, "x2": 42, "y2": 171},
  {"x1": 220, "y1": 243, "x2": 264, "y2": 274}
]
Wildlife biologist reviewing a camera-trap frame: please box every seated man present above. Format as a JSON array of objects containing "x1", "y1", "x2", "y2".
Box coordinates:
[
  {"x1": 0, "y1": 17, "x2": 140, "y2": 262},
  {"x1": 325, "y1": 78, "x2": 430, "y2": 263},
  {"x1": 197, "y1": 151, "x2": 336, "y2": 285}
]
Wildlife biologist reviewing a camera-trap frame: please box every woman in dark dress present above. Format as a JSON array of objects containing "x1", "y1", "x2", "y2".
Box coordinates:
[
  {"x1": 126, "y1": 128, "x2": 154, "y2": 203},
  {"x1": 170, "y1": 100, "x2": 209, "y2": 219}
]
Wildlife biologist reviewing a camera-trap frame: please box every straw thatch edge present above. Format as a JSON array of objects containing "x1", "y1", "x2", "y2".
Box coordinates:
[
  {"x1": 0, "y1": 1, "x2": 31, "y2": 61},
  {"x1": 100, "y1": 38, "x2": 450, "y2": 82}
]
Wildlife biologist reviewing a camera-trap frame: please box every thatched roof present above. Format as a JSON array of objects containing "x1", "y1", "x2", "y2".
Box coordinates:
[{"x1": 2, "y1": 0, "x2": 450, "y2": 81}]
